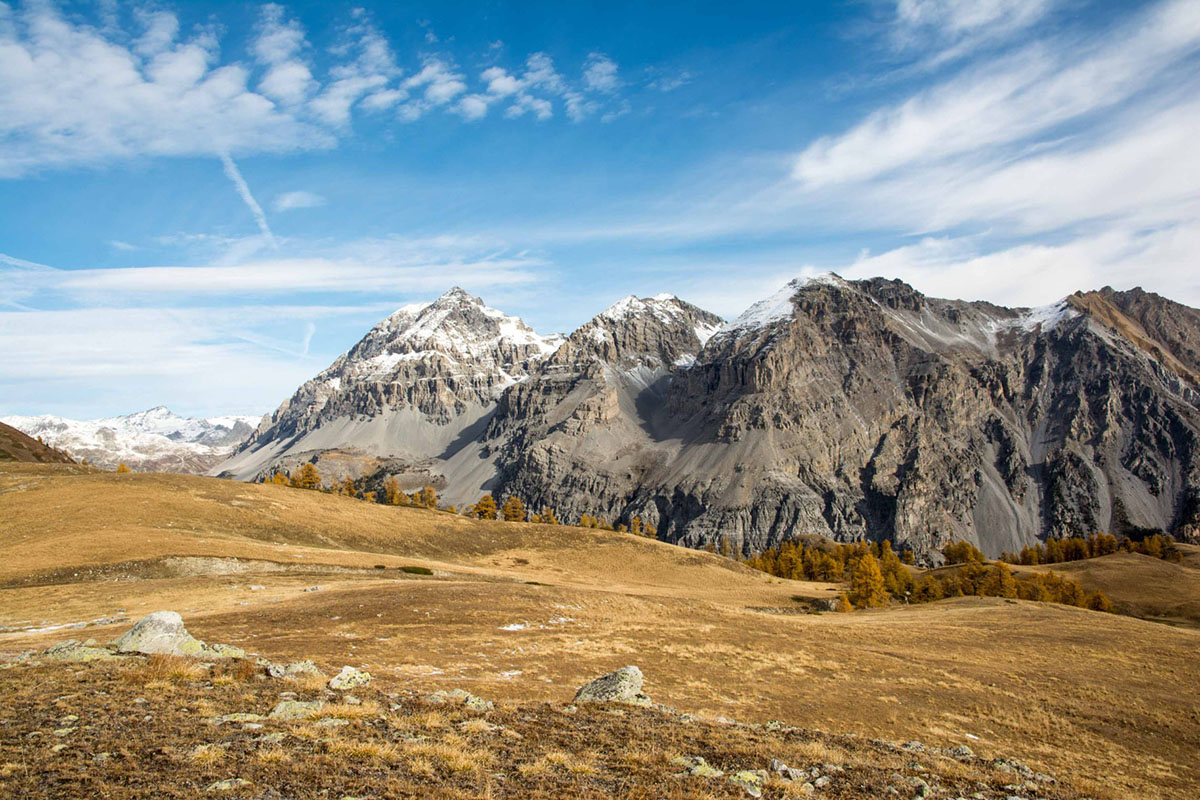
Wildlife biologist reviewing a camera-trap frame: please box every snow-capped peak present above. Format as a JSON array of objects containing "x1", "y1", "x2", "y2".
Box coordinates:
[{"x1": 715, "y1": 272, "x2": 846, "y2": 337}]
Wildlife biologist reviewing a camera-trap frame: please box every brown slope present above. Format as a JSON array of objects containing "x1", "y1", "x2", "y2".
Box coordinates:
[{"x1": 0, "y1": 422, "x2": 74, "y2": 464}]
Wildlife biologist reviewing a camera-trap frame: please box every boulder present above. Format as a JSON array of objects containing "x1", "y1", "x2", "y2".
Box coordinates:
[
  {"x1": 328, "y1": 666, "x2": 371, "y2": 690},
  {"x1": 111, "y1": 611, "x2": 240, "y2": 659},
  {"x1": 573, "y1": 665, "x2": 650, "y2": 705}
]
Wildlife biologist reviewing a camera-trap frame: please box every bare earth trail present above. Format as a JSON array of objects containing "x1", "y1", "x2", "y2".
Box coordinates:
[{"x1": 2, "y1": 464, "x2": 1199, "y2": 798}]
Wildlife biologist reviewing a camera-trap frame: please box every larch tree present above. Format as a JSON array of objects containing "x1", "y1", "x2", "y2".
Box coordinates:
[
  {"x1": 473, "y1": 494, "x2": 498, "y2": 520},
  {"x1": 290, "y1": 462, "x2": 321, "y2": 490},
  {"x1": 420, "y1": 486, "x2": 438, "y2": 509},
  {"x1": 849, "y1": 552, "x2": 888, "y2": 608},
  {"x1": 116, "y1": 463, "x2": 131, "y2": 473},
  {"x1": 501, "y1": 495, "x2": 526, "y2": 522}
]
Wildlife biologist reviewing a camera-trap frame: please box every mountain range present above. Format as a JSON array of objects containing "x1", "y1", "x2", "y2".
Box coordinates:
[
  {"x1": 1, "y1": 407, "x2": 260, "y2": 473},
  {"x1": 212, "y1": 277, "x2": 1200, "y2": 560}
]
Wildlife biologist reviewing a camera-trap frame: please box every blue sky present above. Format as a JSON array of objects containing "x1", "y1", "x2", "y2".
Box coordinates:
[{"x1": 2, "y1": 0, "x2": 1199, "y2": 418}]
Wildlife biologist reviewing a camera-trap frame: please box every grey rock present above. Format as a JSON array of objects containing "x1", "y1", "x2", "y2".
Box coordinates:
[
  {"x1": 267, "y1": 660, "x2": 321, "y2": 679},
  {"x1": 328, "y1": 666, "x2": 371, "y2": 690},
  {"x1": 205, "y1": 778, "x2": 251, "y2": 792},
  {"x1": 573, "y1": 665, "x2": 650, "y2": 705},
  {"x1": 112, "y1": 611, "x2": 239, "y2": 659},
  {"x1": 268, "y1": 700, "x2": 322, "y2": 720},
  {"x1": 425, "y1": 688, "x2": 493, "y2": 711},
  {"x1": 729, "y1": 769, "x2": 766, "y2": 797},
  {"x1": 40, "y1": 640, "x2": 121, "y2": 663}
]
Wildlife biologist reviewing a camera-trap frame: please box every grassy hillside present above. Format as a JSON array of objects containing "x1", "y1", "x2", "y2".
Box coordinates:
[
  {"x1": 1016, "y1": 550, "x2": 1200, "y2": 628},
  {"x1": 0, "y1": 422, "x2": 74, "y2": 464},
  {"x1": 2, "y1": 463, "x2": 1199, "y2": 798}
]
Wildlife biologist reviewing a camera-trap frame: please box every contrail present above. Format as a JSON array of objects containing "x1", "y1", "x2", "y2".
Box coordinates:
[{"x1": 218, "y1": 152, "x2": 278, "y2": 249}]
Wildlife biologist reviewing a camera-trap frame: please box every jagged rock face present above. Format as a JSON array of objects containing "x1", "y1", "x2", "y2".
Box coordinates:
[
  {"x1": 628, "y1": 277, "x2": 1200, "y2": 556},
  {"x1": 217, "y1": 288, "x2": 563, "y2": 482},
  {"x1": 482, "y1": 295, "x2": 722, "y2": 517},
  {"x1": 216, "y1": 277, "x2": 1200, "y2": 558}
]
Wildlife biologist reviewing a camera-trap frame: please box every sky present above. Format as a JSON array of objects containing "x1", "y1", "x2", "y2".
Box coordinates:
[{"x1": 2, "y1": 0, "x2": 1199, "y2": 419}]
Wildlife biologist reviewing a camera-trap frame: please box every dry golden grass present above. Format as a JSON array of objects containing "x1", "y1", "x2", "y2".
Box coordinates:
[
  {"x1": 1, "y1": 462, "x2": 1198, "y2": 798},
  {"x1": 325, "y1": 738, "x2": 402, "y2": 762},
  {"x1": 125, "y1": 654, "x2": 207, "y2": 685},
  {"x1": 253, "y1": 747, "x2": 291, "y2": 766},
  {"x1": 187, "y1": 744, "x2": 226, "y2": 766}
]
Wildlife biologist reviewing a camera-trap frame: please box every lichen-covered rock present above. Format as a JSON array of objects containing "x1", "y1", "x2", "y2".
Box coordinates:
[
  {"x1": 671, "y1": 756, "x2": 724, "y2": 778},
  {"x1": 269, "y1": 659, "x2": 321, "y2": 679},
  {"x1": 573, "y1": 665, "x2": 650, "y2": 705},
  {"x1": 426, "y1": 689, "x2": 493, "y2": 711},
  {"x1": 205, "y1": 778, "x2": 251, "y2": 792},
  {"x1": 729, "y1": 770, "x2": 766, "y2": 797},
  {"x1": 209, "y1": 713, "x2": 264, "y2": 725},
  {"x1": 268, "y1": 700, "x2": 322, "y2": 720},
  {"x1": 328, "y1": 666, "x2": 371, "y2": 690},
  {"x1": 112, "y1": 612, "x2": 205, "y2": 656},
  {"x1": 41, "y1": 640, "x2": 120, "y2": 663}
]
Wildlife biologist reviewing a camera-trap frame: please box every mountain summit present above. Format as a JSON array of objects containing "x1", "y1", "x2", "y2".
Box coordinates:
[{"x1": 215, "y1": 278, "x2": 1200, "y2": 558}]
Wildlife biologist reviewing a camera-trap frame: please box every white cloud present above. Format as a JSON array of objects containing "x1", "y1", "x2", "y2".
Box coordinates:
[
  {"x1": 273, "y1": 190, "x2": 326, "y2": 211},
  {"x1": 835, "y1": 222, "x2": 1200, "y2": 309},
  {"x1": 0, "y1": 3, "x2": 331, "y2": 176},
  {"x1": 249, "y1": 4, "x2": 316, "y2": 107},
  {"x1": 583, "y1": 53, "x2": 619, "y2": 93},
  {"x1": 796, "y1": 0, "x2": 1200, "y2": 189},
  {"x1": 891, "y1": 0, "x2": 1056, "y2": 65}
]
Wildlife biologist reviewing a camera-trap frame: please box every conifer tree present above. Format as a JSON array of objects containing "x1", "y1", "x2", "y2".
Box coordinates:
[
  {"x1": 116, "y1": 462, "x2": 131, "y2": 473},
  {"x1": 271, "y1": 472, "x2": 288, "y2": 486},
  {"x1": 849, "y1": 552, "x2": 888, "y2": 608},
  {"x1": 473, "y1": 494, "x2": 498, "y2": 520},
  {"x1": 537, "y1": 506, "x2": 559, "y2": 525},
  {"x1": 980, "y1": 562, "x2": 1018, "y2": 598},
  {"x1": 290, "y1": 462, "x2": 321, "y2": 489},
  {"x1": 501, "y1": 495, "x2": 526, "y2": 522},
  {"x1": 420, "y1": 486, "x2": 438, "y2": 509},
  {"x1": 383, "y1": 476, "x2": 402, "y2": 505}
]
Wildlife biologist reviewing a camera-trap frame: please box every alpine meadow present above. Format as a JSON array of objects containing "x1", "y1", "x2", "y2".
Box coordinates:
[{"x1": 2, "y1": 2, "x2": 1199, "y2": 799}]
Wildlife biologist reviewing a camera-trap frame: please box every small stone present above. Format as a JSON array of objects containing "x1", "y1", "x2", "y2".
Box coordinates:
[
  {"x1": 949, "y1": 745, "x2": 975, "y2": 760},
  {"x1": 814, "y1": 775, "x2": 831, "y2": 788},
  {"x1": 53, "y1": 727, "x2": 76, "y2": 737},
  {"x1": 315, "y1": 718, "x2": 349, "y2": 728},
  {"x1": 729, "y1": 769, "x2": 766, "y2": 797},
  {"x1": 343, "y1": 696, "x2": 361, "y2": 705},
  {"x1": 425, "y1": 689, "x2": 493, "y2": 711},
  {"x1": 50, "y1": 744, "x2": 68, "y2": 753},
  {"x1": 268, "y1": 700, "x2": 322, "y2": 720},
  {"x1": 770, "y1": 758, "x2": 788, "y2": 774},
  {"x1": 210, "y1": 713, "x2": 264, "y2": 725},
  {"x1": 328, "y1": 666, "x2": 371, "y2": 690},
  {"x1": 256, "y1": 733, "x2": 287, "y2": 745},
  {"x1": 206, "y1": 778, "x2": 251, "y2": 792}
]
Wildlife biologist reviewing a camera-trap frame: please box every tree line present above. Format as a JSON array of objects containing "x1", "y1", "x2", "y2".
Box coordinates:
[
  {"x1": 265, "y1": 464, "x2": 655, "y2": 532},
  {"x1": 998, "y1": 533, "x2": 1182, "y2": 565}
]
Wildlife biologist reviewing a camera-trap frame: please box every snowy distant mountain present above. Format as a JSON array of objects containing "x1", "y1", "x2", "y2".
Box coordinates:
[{"x1": 1, "y1": 407, "x2": 261, "y2": 473}]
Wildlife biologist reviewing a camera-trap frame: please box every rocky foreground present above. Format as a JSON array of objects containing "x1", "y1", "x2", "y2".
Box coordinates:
[{"x1": 1, "y1": 613, "x2": 1083, "y2": 799}]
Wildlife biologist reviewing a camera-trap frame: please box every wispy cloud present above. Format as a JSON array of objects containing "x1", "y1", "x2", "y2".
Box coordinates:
[
  {"x1": 218, "y1": 152, "x2": 277, "y2": 249},
  {"x1": 273, "y1": 190, "x2": 325, "y2": 212}
]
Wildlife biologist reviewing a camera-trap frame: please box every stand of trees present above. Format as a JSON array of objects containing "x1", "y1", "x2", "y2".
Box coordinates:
[
  {"x1": 743, "y1": 537, "x2": 1113, "y2": 613},
  {"x1": 1000, "y1": 533, "x2": 1181, "y2": 565}
]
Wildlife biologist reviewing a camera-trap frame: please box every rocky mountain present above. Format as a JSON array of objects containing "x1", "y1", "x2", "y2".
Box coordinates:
[
  {"x1": 216, "y1": 287, "x2": 565, "y2": 486},
  {"x1": 1, "y1": 407, "x2": 259, "y2": 473},
  {"x1": 215, "y1": 277, "x2": 1200, "y2": 559}
]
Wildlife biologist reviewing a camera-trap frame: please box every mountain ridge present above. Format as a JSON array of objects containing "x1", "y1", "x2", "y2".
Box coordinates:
[{"x1": 213, "y1": 277, "x2": 1200, "y2": 559}]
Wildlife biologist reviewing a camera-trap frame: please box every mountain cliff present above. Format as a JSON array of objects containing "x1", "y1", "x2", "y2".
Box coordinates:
[{"x1": 215, "y1": 277, "x2": 1200, "y2": 558}]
